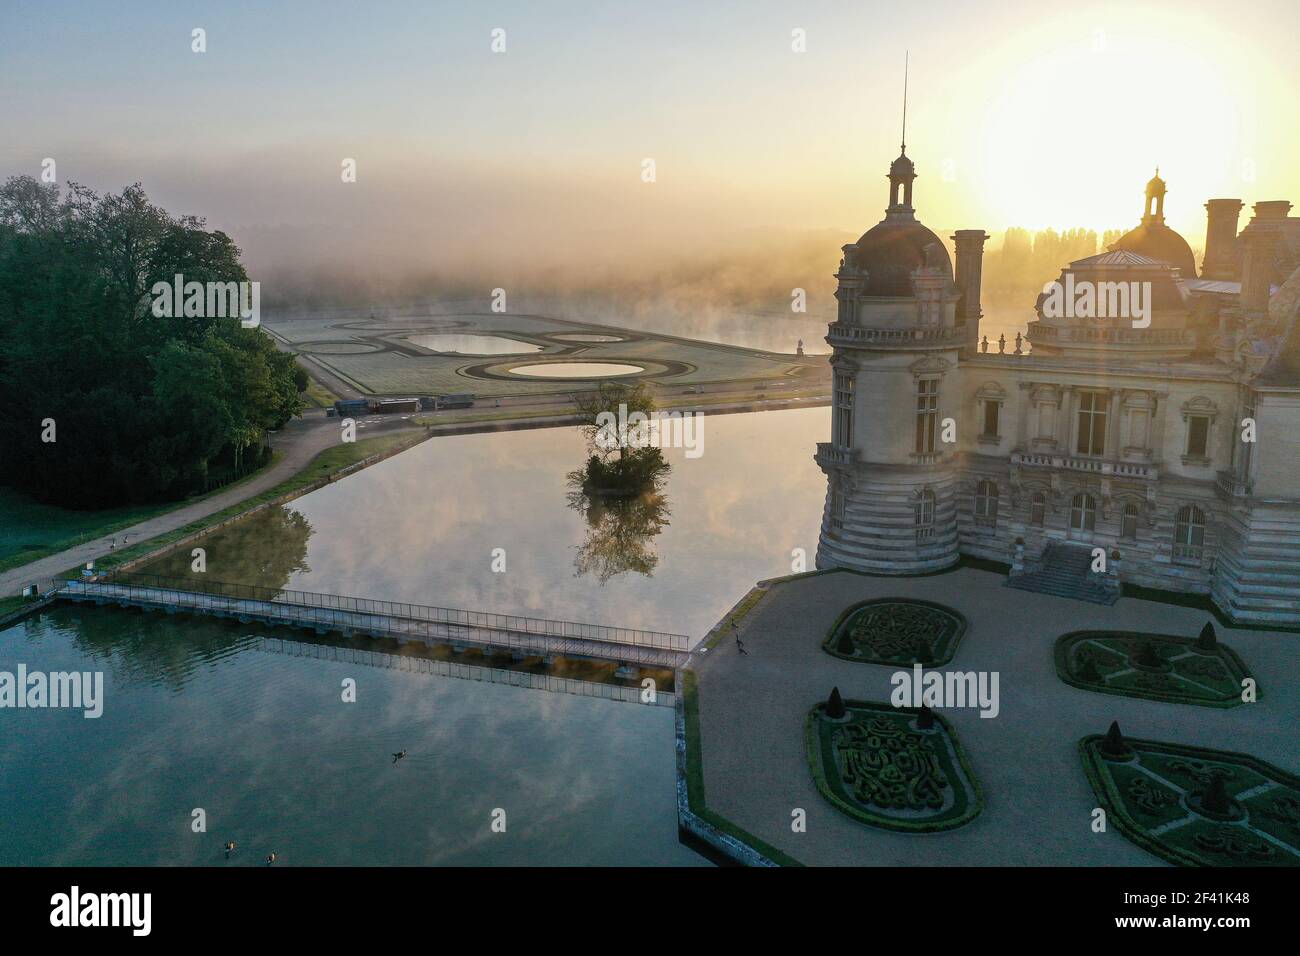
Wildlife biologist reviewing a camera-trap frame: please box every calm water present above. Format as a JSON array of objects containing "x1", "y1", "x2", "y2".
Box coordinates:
[
  {"x1": 0, "y1": 607, "x2": 700, "y2": 866},
  {"x1": 142, "y1": 407, "x2": 831, "y2": 637},
  {"x1": 508, "y1": 362, "x2": 646, "y2": 378},
  {"x1": 407, "y1": 333, "x2": 542, "y2": 355},
  {"x1": 2, "y1": 408, "x2": 831, "y2": 865}
]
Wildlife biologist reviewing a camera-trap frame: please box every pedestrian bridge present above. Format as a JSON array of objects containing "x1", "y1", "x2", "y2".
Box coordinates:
[{"x1": 58, "y1": 572, "x2": 691, "y2": 669}]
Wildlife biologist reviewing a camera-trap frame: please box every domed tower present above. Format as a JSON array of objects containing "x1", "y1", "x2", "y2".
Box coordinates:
[
  {"x1": 1110, "y1": 170, "x2": 1198, "y2": 277},
  {"x1": 815, "y1": 144, "x2": 965, "y2": 574}
]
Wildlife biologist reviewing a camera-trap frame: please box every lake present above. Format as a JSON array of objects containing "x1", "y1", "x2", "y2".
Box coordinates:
[{"x1": 1, "y1": 407, "x2": 832, "y2": 865}]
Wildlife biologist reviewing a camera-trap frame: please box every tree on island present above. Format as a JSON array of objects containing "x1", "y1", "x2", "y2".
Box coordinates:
[
  {"x1": 0, "y1": 177, "x2": 303, "y2": 508},
  {"x1": 570, "y1": 380, "x2": 670, "y2": 497},
  {"x1": 564, "y1": 379, "x2": 674, "y2": 582}
]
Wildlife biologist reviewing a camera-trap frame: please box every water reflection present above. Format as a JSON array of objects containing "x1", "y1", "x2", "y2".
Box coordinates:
[
  {"x1": 138, "y1": 408, "x2": 830, "y2": 640},
  {"x1": 407, "y1": 333, "x2": 542, "y2": 355},
  {"x1": 146, "y1": 506, "x2": 314, "y2": 589},
  {"x1": 567, "y1": 464, "x2": 672, "y2": 583},
  {"x1": 0, "y1": 606, "x2": 703, "y2": 866}
]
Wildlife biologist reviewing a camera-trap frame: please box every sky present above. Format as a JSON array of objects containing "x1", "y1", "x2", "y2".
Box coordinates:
[{"x1": 2, "y1": 0, "x2": 1297, "y2": 287}]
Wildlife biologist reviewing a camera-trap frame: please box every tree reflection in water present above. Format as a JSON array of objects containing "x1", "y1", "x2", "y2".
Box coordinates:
[{"x1": 566, "y1": 451, "x2": 671, "y2": 583}]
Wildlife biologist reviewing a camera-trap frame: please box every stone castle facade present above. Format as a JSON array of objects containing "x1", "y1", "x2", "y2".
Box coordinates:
[{"x1": 816, "y1": 144, "x2": 1300, "y2": 625}]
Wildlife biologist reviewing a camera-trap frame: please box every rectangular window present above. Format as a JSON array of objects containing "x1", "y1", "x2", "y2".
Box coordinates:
[
  {"x1": 1076, "y1": 393, "x2": 1108, "y2": 456},
  {"x1": 915, "y1": 379, "x2": 939, "y2": 453},
  {"x1": 830, "y1": 486, "x2": 845, "y2": 532},
  {"x1": 982, "y1": 400, "x2": 1000, "y2": 438},
  {"x1": 1187, "y1": 415, "x2": 1210, "y2": 458},
  {"x1": 1121, "y1": 505, "x2": 1138, "y2": 540},
  {"x1": 834, "y1": 373, "x2": 854, "y2": 448}
]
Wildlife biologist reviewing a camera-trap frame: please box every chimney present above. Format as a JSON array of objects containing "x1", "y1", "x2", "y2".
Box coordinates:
[
  {"x1": 1201, "y1": 199, "x2": 1243, "y2": 280},
  {"x1": 1239, "y1": 201, "x2": 1293, "y2": 318},
  {"x1": 952, "y1": 230, "x2": 989, "y2": 352}
]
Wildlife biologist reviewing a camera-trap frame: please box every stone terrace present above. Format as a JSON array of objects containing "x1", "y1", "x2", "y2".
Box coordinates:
[{"x1": 690, "y1": 567, "x2": 1299, "y2": 866}]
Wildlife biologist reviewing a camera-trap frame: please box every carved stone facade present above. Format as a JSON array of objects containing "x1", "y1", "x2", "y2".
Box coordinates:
[{"x1": 817, "y1": 154, "x2": 1300, "y2": 626}]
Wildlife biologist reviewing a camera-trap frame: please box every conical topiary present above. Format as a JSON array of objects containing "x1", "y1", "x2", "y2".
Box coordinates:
[
  {"x1": 1077, "y1": 652, "x2": 1101, "y2": 683},
  {"x1": 837, "y1": 630, "x2": 856, "y2": 655},
  {"x1": 1201, "y1": 776, "x2": 1231, "y2": 816},
  {"x1": 1196, "y1": 621, "x2": 1217, "y2": 651},
  {"x1": 913, "y1": 638, "x2": 933, "y2": 664},
  {"x1": 1133, "y1": 640, "x2": 1162, "y2": 668},
  {"x1": 826, "y1": 686, "x2": 846, "y2": 719},
  {"x1": 917, "y1": 705, "x2": 935, "y2": 729},
  {"x1": 1101, "y1": 720, "x2": 1129, "y2": 757}
]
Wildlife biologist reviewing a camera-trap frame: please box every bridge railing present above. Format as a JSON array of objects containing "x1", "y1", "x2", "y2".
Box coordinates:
[{"x1": 70, "y1": 570, "x2": 691, "y2": 652}]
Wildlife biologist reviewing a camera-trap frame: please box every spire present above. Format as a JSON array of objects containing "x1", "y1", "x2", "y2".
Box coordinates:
[
  {"x1": 901, "y1": 50, "x2": 909, "y2": 155},
  {"x1": 886, "y1": 53, "x2": 917, "y2": 218}
]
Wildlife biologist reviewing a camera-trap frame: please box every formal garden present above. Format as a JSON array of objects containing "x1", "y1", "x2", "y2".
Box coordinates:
[
  {"x1": 1080, "y1": 723, "x2": 1300, "y2": 866},
  {"x1": 805, "y1": 690, "x2": 983, "y2": 832},
  {"x1": 822, "y1": 598, "x2": 968, "y2": 666},
  {"x1": 1054, "y1": 623, "x2": 1253, "y2": 707}
]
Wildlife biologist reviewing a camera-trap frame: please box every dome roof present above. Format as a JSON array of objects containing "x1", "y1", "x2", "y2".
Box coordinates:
[
  {"x1": 1110, "y1": 220, "x2": 1197, "y2": 277},
  {"x1": 848, "y1": 217, "x2": 952, "y2": 297},
  {"x1": 890, "y1": 152, "x2": 915, "y2": 176}
]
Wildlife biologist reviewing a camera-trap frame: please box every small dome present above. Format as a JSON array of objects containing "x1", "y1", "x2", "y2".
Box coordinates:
[
  {"x1": 1110, "y1": 221, "x2": 1196, "y2": 277},
  {"x1": 890, "y1": 151, "x2": 915, "y2": 176},
  {"x1": 848, "y1": 218, "x2": 952, "y2": 297}
]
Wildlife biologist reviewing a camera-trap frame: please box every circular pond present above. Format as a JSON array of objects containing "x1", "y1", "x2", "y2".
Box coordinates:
[{"x1": 507, "y1": 362, "x2": 646, "y2": 378}]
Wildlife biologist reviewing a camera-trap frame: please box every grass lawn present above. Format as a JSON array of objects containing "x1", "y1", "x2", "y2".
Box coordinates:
[
  {"x1": 0, "y1": 456, "x2": 279, "y2": 575},
  {"x1": 302, "y1": 377, "x2": 337, "y2": 408}
]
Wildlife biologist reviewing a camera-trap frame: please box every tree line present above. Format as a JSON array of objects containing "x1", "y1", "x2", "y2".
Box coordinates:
[{"x1": 0, "y1": 177, "x2": 304, "y2": 509}]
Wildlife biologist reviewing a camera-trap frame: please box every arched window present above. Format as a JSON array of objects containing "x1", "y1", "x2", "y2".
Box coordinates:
[
  {"x1": 1070, "y1": 493, "x2": 1096, "y2": 532},
  {"x1": 1030, "y1": 492, "x2": 1046, "y2": 526},
  {"x1": 1121, "y1": 501, "x2": 1139, "y2": 540},
  {"x1": 915, "y1": 489, "x2": 936, "y2": 541},
  {"x1": 1173, "y1": 504, "x2": 1205, "y2": 563},
  {"x1": 974, "y1": 480, "x2": 998, "y2": 527}
]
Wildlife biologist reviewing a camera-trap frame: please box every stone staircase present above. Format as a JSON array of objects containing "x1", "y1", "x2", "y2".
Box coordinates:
[{"x1": 1005, "y1": 542, "x2": 1118, "y2": 605}]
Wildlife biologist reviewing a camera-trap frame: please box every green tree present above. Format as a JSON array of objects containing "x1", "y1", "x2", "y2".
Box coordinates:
[{"x1": 0, "y1": 177, "x2": 303, "y2": 507}]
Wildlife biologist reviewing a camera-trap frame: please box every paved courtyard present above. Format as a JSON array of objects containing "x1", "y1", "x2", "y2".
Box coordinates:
[{"x1": 690, "y1": 567, "x2": 1299, "y2": 866}]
